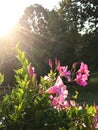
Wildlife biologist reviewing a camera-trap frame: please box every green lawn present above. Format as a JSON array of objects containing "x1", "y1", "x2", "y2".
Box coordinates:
[{"x1": 77, "y1": 72, "x2": 98, "y2": 105}]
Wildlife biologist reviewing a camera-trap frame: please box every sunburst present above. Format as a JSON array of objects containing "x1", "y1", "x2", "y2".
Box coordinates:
[{"x1": 0, "y1": 0, "x2": 23, "y2": 37}]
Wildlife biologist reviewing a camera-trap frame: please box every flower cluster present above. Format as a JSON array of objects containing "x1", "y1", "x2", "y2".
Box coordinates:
[
  {"x1": 44, "y1": 60, "x2": 90, "y2": 110},
  {"x1": 75, "y1": 62, "x2": 90, "y2": 86},
  {"x1": 27, "y1": 59, "x2": 91, "y2": 111}
]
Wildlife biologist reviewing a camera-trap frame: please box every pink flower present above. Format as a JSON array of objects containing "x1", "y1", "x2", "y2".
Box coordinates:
[
  {"x1": 95, "y1": 123, "x2": 98, "y2": 128},
  {"x1": 44, "y1": 75, "x2": 51, "y2": 81},
  {"x1": 78, "y1": 106, "x2": 83, "y2": 110},
  {"x1": 51, "y1": 97, "x2": 59, "y2": 108},
  {"x1": 78, "y1": 62, "x2": 89, "y2": 76},
  {"x1": 45, "y1": 76, "x2": 69, "y2": 110},
  {"x1": 27, "y1": 64, "x2": 36, "y2": 79},
  {"x1": 46, "y1": 76, "x2": 68, "y2": 96},
  {"x1": 44, "y1": 75, "x2": 49, "y2": 80},
  {"x1": 63, "y1": 101, "x2": 70, "y2": 109},
  {"x1": 70, "y1": 100, "x2": 76, "y2": 107},
  {"x1": 57, "y1": 66, "x2": 71, "y2": 81},
  {"x1": 45, "y1": 85, "x2": 57, "y2": 94},
  {"x1": 96, "y1": 106, "x2": 98, "y2": 114},
  {"x1": 49, "y1": 95, "x2": 53, "y2": 100},
  {"x1": 75, "y1": 73, "x2": 87, "y2": 86},
  {"x1": 51, "y1": 97, "x2": 69, "y2": 110}
]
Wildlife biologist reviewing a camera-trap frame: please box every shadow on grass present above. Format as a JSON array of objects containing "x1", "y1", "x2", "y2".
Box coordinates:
[{"x1": 77, "y1": 72, "x2": 98, "y2": 105}]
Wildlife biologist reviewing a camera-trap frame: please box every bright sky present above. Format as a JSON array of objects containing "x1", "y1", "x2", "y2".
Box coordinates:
[{"x1": 0, "y1": 0, "x2": 61, "y2": 36}]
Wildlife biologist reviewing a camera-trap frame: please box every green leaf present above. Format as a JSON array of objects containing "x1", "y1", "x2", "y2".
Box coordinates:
[
  {"x1": 72, "y1": 90, "x2": 78, "y2": 99},
  {"x1": 0, "y1": 73, "x2": 4, "y2": 84}
]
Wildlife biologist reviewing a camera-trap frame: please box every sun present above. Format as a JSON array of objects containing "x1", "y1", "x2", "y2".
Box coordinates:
[
  {"x1": 0, "y1": 15, "x2": 14, "y2": 37},
  {"x1": 0, "y1": 0, "x2": 24, "y2": 37}
]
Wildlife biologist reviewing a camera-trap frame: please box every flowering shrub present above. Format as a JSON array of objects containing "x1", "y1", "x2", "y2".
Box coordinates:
[{"x1": 0, "y1": 46, "x2": 97, "y2": 130}]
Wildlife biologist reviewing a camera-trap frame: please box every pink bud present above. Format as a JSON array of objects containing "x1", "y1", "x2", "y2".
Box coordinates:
[
  {"x1": 27, "y1": 64, "x2": 36, "y2": 78},
  {"x1": 55, "y1": 57, "x2": 60, "y2": 67},
  {"x1": 49, "y1": 59, "x2": 53, "y2": 68},
  {"x1": 72, "y1": 62, "x2": 78, "y2": 69}
]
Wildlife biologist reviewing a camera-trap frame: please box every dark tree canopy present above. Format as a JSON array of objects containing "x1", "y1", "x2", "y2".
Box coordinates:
[
  {"x1": 78, "y1": 0, "x2": 98, "y2": 33},
  {"x1": 58, "y1": 0, "x2": 79, "y2": 32},
  {"x1": 58, "y1": 0, "x2": 98, "y2": 33}
]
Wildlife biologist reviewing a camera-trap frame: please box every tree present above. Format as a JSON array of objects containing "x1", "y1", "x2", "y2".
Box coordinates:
[
  {"x1": 58, "y1": 0, "x2": 79, "y2": 33},
  {"x1": 40, "y1": 10, "x2": 63, "y2": 40},
  {"x1": 78, "y1": 0, "x2": 98, "y2": 33},
  {"x1": 19, "y1": 4, "x2": 49, "y2": 36},
  {"x1": 58, "y1": 0, "x2": 98, "y2": 34}
]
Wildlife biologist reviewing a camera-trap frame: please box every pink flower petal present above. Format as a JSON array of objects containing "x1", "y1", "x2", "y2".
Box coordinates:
[{"x1": 45, "y1": 85, "x2": 57, "y2": 94}]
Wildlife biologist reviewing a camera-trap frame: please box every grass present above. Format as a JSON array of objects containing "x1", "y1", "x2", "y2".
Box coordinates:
[{"x1": 77, "y1": 72, "x2": 98, "y2": 105}]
